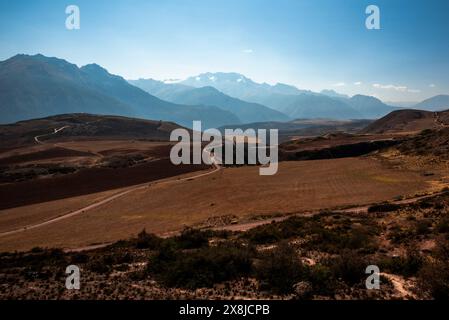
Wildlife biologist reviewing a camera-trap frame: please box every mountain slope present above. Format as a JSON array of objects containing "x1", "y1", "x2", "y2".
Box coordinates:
[
  {"x1": 414, "y1": 95, "x2": 449, "y2": 111},
  {"x1": 130, "y1": 79, "x2": 289, "y2": 123},
  {"x1": 0, "y1": 113, "x2": 185, "y2": 149},
  {"x1": 166, "y1": 86, "x2": 289, "y2": 123},
  {"x1": 0, "y1": 54, "x2": 240, "y2": 128},
  {"x1": 347, "y1": 95, "x2": 398, "y2": 119},
  {"x1": 249, "y1": 93, "x2": 362, "y2": 120},
  {"x1": 180, "y1": 72, "x2": 310, "y2": 99},
  {"x1": 180, "y1": 72, "x2": 399, "y2": 120},
  {"x1": 128, "y1": 78, "x2": 193, "y2": 101},
  {"x1": 0, "y1": 54, "x2": 134, "y2": 124},
  {"x1": 361, "y1": 109, "x2": 449, "y2": 134}
]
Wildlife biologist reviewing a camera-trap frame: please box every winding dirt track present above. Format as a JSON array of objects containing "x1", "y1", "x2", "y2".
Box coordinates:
[
  {"x1": 65, "y1": 189, "x2": 446, "y2": 253},
  {"x1": 34, "y1": 126, "x2": 70, "y2": 144},
  {"x1": 0, "y1": 160, "x2": 220, "y2": 238}
]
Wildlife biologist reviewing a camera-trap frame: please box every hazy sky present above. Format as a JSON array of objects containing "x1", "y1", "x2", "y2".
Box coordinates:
[{"x1": 1, "y1": 0, "x2": 448, "y2": 102}]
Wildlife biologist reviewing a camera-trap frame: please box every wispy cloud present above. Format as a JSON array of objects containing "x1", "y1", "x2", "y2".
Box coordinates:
[
  {"x1": 354, "y1": 81, "x2": 362, "y2": 86},
  {"x1": 332, "y1": 82, "x2": 346, "y2": 87},
  {"x1": 372, "y1": 83, "x2": 419, "y2": 93},
  {"x1": 242, "y1": 49, "x2": 253, "y2": 54},
  {"x1": 429, "y1": 83, "x2": 436, "y2": 88}
]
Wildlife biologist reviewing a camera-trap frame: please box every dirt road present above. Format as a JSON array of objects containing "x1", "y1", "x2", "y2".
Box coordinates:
[
  {"x1": 34, "y1": 126, "x2": 70, "y2": 144},
  {"x1": 0, "y1": 149, "x2": 221, "y2": 238}
]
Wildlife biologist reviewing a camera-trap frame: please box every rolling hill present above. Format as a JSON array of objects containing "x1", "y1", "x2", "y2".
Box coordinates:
[
  {"x1": 0, "y1": 54, "x2": 240, "y2": 128},
  {"x1": 362, "y1": 109, "x2": 449, "y2": 134},
  {"x1": 0, "y1": 113, "x2": 186, "y2": 150}
]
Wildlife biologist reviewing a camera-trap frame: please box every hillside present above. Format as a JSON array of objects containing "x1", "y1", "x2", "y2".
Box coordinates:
[
  {"x1": 0, "y1": 54, "x2": 240, "y2": 128},
  {"x1": 361, "y1": 109, "x2": 448, "y2": 134},
  {"x1": 397, "y1": 127, "x2": 449, "y2": 158},
  {"x1": 414, "y1": 95, "x2": 449, "y2": 111},
  {"x1": 0, "y1": 113, "x2": 185, "y2": 150},
  {"x1": 250, "y1": 93, "x2": 363, "y2": 120},
  {"x1": 163, "y1": 86, "x2": 289, "y2": 123}
]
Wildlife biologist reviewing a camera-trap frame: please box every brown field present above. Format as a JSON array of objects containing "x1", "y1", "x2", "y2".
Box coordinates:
[
  {"x1": 0, "y1": 140, "x2": 208, "y2": 209},
  {"x1": 0, "y1": 156, "x2": 442, "y2": 252}
]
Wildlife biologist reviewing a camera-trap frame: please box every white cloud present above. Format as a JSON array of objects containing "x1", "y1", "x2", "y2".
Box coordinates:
[
  {"x1": 372, "y1": 83, "x2": 420, "y2": 93},
  {"x1": 429, "y1": 84, "x2": 436, "y2": 88},
  {"x1": 332, "y1": 82, "x2": 346, "y2": 87},
  {"x1": 242, "y1": 49, "x2": 253, "y2": 54},
  {"x1": 354, "y1": 81, "x2": 362, "y2": 86}
]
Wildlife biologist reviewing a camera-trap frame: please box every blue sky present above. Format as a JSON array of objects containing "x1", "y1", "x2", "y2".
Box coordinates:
[{"x1": 0, "y1": 0, "x2": 448, "y2": 102}]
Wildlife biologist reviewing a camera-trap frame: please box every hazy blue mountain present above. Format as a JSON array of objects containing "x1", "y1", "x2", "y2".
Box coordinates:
[
  {"x1": 130, "y1": 78, "x2": 289, "y2": 123},
  {"x1": 0, "y1": 54, "x2": 240, "y2": 128},
  {"x1": 320, "y1": 89, "x2": 350, "y2": 99},
  {"x1": 128, "y1": 78, "x2": 193, "y2": 101},
  {"x1": 346, "y1": 95, "x2": 398, "y2": 119},
  {"x1": 249, "y1": 93, "x2": 363, "y2": 120},
  {"x1": 0, "y1": 54, "x2": 134, "y2": 124},
  {"x1": 181, "y1": 72, "x2": 311, "y2": 100},
  {"x1": 181, "y1": 72, "x2": 400, "y2": 120},
  {"x1": 414, "y1": 95, "x2": 449, "y2": 111}
]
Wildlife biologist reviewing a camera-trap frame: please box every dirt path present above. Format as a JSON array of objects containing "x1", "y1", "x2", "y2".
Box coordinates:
[
  {"x1": 34, "y1": 126, "x2": 70, "y2": 144},
  {"x1": 381, "y1": 273, "x2": 417, "y2": 299},
  {"x1": 210, "y1": 190, "x2": 446, "y2": 233},
  {"x1": 62, "y1": 188, "x2": 446, "y2": 253},
  {"x1": 0, "y1": 150, "x2": 221, "y2": 238},
  {"x1": 434, "y1": 112, "x2": 449, "y2": 128}
]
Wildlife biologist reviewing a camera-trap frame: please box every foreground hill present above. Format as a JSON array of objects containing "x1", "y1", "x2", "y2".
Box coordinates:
[
  {"x1": 398, "y1": 127, "x2": 449, "y2": 158},
  {"x1": 0, "y1": 54, "x2": 239, "y2": 128},
  {"x1": 362, "y1": 109, "x2": 449, "y2": 134},
  {"x1": 0, "y1": 113, "x2": 185, "y2": 150}
]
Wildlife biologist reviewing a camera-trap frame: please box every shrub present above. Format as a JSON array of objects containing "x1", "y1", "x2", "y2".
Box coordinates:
[
  {"x1": 255, "y1": 242, "x2": 306, "y2": 294},
  {"x1": 147, "y1": 242, "x2": 253, "y2": 289},
  {"x1": 136, "y1": 229, "x2": 163, "y2": 249},
  {"x1": 418, "y1": 239, "x2": 449, "y2": 299},
  {"x1": 415, "y1": 219, "x2": 432, "y2": 235},
  {"x1": 307, "y1": 225, "x2": 376, "y2": 254},
  {"x1": 368, "y1": 203, "x2": 401, "y2": 213},
  {"x1": 436, "y1": 218, "x2": 449, "y2": 233},
  {"x1": 326, "y1": 250, "x2": 367, "y2": 285},
  {"x1": 242, "y1": 217, "x2": 305, "y2": 244},
  {"x1": 378, "y1": 248, "x2": 423, "y2": 277},
  {"x1": 174, "y1": 228, "x2": 210, "y2": 249}
]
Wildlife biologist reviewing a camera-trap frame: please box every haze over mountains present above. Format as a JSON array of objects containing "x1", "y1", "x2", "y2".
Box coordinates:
[
  {"x1": 129, "y1": 79, "x2": 289, "y2": 123},
  {"x1": 0, "y1": 54, "x2": 239, "y2": 128},
  {"x1": 1, "y1": 54, "x2": 449, "y2": 128}
]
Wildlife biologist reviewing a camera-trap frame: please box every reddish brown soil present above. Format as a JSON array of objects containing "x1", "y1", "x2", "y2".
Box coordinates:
[
  {"x1": 0, "y1": 159, "x2": 208, "y2": 210},
  {"x1": 0, "y1": 147, "x2": 94, "y2": 165}
]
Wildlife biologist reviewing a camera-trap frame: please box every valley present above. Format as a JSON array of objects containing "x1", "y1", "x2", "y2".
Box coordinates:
[{"x1": 1, "y1": 54, "x2": 449, "y2": 301}]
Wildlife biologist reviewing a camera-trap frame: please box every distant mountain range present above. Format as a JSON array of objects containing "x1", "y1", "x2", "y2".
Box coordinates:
[
  {"x1": 1, "y1": 54, "x2": 449, "y2": 127},
  {"x1": 174, "y1": 72, "x2": 403, "y2": 119},
  {"x1": 0, "y1": 54, "x2": 239, "y2": 128},
  {"x1": 414, "y1": 95, "x2": 449, "y2": 111},
  {"x1": 129, "y1": 79, "x2": 289, "y2": 123}
]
